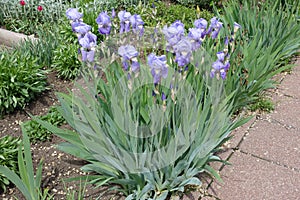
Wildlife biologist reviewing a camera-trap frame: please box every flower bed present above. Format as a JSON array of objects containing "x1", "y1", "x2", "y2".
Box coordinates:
[{"x1": 0, "y1": 0, "x2": 300, "y2": 199}]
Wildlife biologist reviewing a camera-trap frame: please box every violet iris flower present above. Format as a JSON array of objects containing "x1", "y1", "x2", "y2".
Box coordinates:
[
  {"x1": 79, "y1": 32, "x2": 97, "y2": 48},
  {"x1": 161, "y1": 92, "x2": 166, "y2": 101},
  {"x1": 130, "y1": 14, "x2": 144, "y2": 35},
  {"x1": 216, "y1": 51, "x2": 225, "y2": 62},
  {"x1": 224, "y1": 36, "x2": 229, "y2": 45},
  {"x1": 173, "y1": 37, "x2": 193, "y2": 67},
  {"x1": 72, "y1": 22, "x2": 91, "y2": 38},
  {"x1": 207, "y1": 17, "x2": 223, "y2": 39},
  {"x1": 210, "y1": 61, "x2": 226, "y2": 79},
  {"x1": 194, "y1": 18, "x2": 208, "y2": 30},
  {"x1": 210, "y1": 51, "x2": 230, "y2": 80},
  {"x1": 96, "y1": 11, "x2": 112, "y2": 35},
  {"x1": 118, "y1": 10, "x2": 132, "y2": 33},
  {"x1": 66, "y1": 8, "x2": 83, "y2": 22},
  {"x1": 81, "y1": 50, "x2": 95, "y2": 62},
  {"x1": 79, "y1": 32, "x2": 97, "y2": 62},
  {"x1": 162, "y1": 20, "x2": 185, "y2": 51},
  {"x1": 147, "y1": 53, "x2": 168, "y2": 84},
  {"x1": 233, "y1": 22, "x2": 242, "y2": 33},
  {"x1": 188, "y1": 28, "x2": 204, "y2": 51},
  {"x1": 118, "y1": 45, "x2": 140, "y2": 72},
  {"x1": 224, "y1": 61, "x2": 230, "y2": 71},
  {"x1": 111, "y1": 9, "x2": 116, "y2": 18}
]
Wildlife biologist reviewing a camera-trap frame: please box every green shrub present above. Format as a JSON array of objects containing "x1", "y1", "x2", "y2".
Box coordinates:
[
  {"x1": 0, "y1": 49, "x2": 47, "y2": 116},
  {"x1": 23, "y1": 106, "x2": 66, "y2": 143},
  {"x1": 127, "y1": 0, "x2": 213, "y2": 29},
  {"x1": 0, "y1": 135, "x2": 21, "y2": 192},
  {"x1": 174, "y1": 0, "x2": 212, "y2": 9}
]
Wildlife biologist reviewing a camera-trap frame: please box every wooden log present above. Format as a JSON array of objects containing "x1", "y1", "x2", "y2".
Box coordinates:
[{"x1": 0, "y1": 28, "x2": 36, "y2": 47}]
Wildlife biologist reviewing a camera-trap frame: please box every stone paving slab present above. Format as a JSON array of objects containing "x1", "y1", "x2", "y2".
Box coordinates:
[
  {"x1": 276, "y1": 71, "x2": 300, "y2": 99},
  {"x1": 228, "y1": 116, "x2": 257, "y2": 149},
  {"x1": 209, "y1": 116, "x2": 257, "y2": 171},
  {"x1": 266, "y1": 94, "x2": 300, "y2": 130},
  {"x1": 240, "y1": 120, "x2": 300, "y2": 170},
  {"x1": 207, "y1": 152, "x2": 300, "y2": 200}
]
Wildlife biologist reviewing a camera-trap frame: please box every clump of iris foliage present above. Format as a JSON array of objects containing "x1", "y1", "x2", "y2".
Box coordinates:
[
  {"x1": 37, "y1": 7, "x2": 248, "y2": 200},
  {"x1": 215, "y1": 0, "x2": 300, "y2": 109}
]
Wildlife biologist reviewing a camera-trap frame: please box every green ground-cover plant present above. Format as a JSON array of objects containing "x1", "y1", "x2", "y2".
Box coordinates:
[
  {"x1": 0, "y1": 135, "x2": 21, "y2": 192},
  {"x1": 0, "y1": 125, "x2": 53, "y2": 200},
  {"x1": 0, "y1": 49, "x2": 47, "y2": 116},
  {"x1": 44, "y1": 16, "x2": 83, "y2": 80},
  {"x1": 23, "y1": 106, "x2": 66, "y2": 143},
  {"x1": 63, "y1": 178, "x2": 88, "y2": 200},
  {"x1": 248, "y1": 97, "x2": 274, "y2": 113},
  {"x1": 52, "y1": 42, "x2": 82, "y2": 79},
  {"x1": 213, "y1": 0, "x2": 300, "y2": 109},
  {"x1": 36, "y1": 7, "x2": 249, "y2": 199},
  {"x1": 51, "y1": 23, "x2": 82, "y2": 79},
  {"x1": 0, "y1": 0, "x2": 68, "y2": 35}
]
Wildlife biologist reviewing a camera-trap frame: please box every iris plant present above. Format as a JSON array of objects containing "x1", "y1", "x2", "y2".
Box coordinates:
[
  {"x1": 147, "y1": 53, "x2": 168, "y2": 84},
  {"x1": 118, "y1": 45, "x2": 140, "y2": 72},
  {"x1": 210, "y1": 51, "x2": 230, "y2": 80},
  {"x1": 79, "y1": 32, "x2": 97, "y2": 62},
  {"x1": 207, "y1": 17, "x2": 223, "y2": 39},
  {"x1": 130, "y1": 14, "x2": 145, "y2": 36},
  {"x1": 118, "y1": 10, "x2": 132, "y2": 33},
  {"x1": 173, "y1": 37, "x2": 193, "y2": 67},
  {"x1": 66, "y1": 8, "x2": 83, "y2": 22},
  {"x1": 162, "y1": 20, "x2": 185, "y2": 51},
  {"x1": 96, "y1": 12, "x2": 112, "y2": 35}
]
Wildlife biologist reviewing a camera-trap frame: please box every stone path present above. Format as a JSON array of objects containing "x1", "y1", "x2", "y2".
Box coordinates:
[{"x1": 182, "y1": 57, "x2": 300, "y2": 200}]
